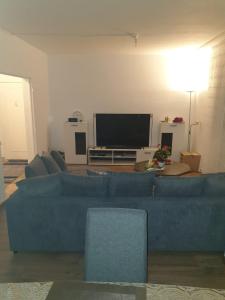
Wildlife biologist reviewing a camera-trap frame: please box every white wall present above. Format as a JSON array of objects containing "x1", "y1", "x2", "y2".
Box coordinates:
[
  {"x1": 0, "y1": 74, "x2": 28, "y2": 159},
  {"x1": 195, "y1": 41, "x2": 225, "y2": 173},
  {"x1": 48, "y1": 54, "x2": 190, "y2": 151},
  {"x1": 0, "y1": 28, "x2": 49, "y2": 155}
]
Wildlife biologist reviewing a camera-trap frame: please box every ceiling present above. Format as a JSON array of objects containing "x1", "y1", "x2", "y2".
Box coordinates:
[{"x1": 0, "y1": 0, "x2": 225, "y2": 54}]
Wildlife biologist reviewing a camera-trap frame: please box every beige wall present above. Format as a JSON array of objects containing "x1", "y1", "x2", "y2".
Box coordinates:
[
  {"x1": 0, "y1": 28, "x2": 49, "y2": 155},
  {"x1": 0, "y1": 26, "x2": 218, "y2": 171},
  {"x1": 195, "y1": 40, "x2": 225, "y2": 173},
  {"x1": 48, "y1": 54, "x2": 190, "y2": 151}
]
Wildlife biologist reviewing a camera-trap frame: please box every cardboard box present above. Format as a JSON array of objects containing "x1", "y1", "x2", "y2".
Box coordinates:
[{"x1": 180, "y1": 152, "x2": 201, "y2": 172}]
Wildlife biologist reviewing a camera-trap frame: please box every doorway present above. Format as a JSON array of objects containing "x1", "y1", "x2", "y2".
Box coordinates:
[
  {"x1": 0, "y1": 74, "x2": 36, "y2": 194},
  {"x1": 0, "y1": 74, "x2": 36, "y2": 161}
]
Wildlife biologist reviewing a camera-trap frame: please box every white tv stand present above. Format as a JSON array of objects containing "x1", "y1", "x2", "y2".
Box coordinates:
[{"x1": 88, "y1": 147, "x2": 157, "y2": 166}]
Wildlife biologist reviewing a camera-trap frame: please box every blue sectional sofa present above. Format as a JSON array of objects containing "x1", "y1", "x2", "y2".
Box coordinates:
[{"x1": 5, "y1": 171, "x2": 225, "y2": 252}]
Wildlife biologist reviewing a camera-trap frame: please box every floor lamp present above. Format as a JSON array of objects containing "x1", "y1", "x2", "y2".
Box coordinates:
[
  {"x1": 187, "y1": 91, "x2": 194, "y2": 152},
  {"x1": 167, "y1": 47, "x2": 210, "y2": 152},
  {"x1": 187, "y1": 90, "x2": 200, "y2": 152}
]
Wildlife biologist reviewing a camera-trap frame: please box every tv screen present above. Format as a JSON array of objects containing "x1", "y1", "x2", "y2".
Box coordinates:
[{"x1": 95, "y1": 113, "x2": 151, "y2": 148}]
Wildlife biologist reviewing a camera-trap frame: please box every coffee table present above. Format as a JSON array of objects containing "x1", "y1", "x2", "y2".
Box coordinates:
[
  {"x1": 160, "y1": 162, "x2": 191, "y2": 176},
  {"x1": 135, "y1": 160, "x2": 191, "y2": 176},
  {"x1": 142, "y1": 162, "x2": 191, "y2": 176}
]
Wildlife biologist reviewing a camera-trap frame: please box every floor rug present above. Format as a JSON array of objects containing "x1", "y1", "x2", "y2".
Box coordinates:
[
  {"x1": 146, "y1": 284, "x2": 225, "y2": 299},
  {"x1": 0, "y1": 282, "x2": 225, "y2": 300},
  {"x1": 0, "y1": 282, "x2": 52, "y2": 300}
]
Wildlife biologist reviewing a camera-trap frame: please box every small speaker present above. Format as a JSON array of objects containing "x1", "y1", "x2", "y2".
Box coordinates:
[
  {"x1": 161, "y1": 132, "x2": 173, "y2": 153},
  {"x1": 64, "y1": 121, "x2": 88, "y2": 164},
  {"x1": 75, "y1": 132, "x2": 86, "y2": 155}
]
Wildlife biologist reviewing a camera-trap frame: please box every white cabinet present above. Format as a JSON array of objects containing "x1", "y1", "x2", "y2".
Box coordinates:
[
  {"x1": 88, "y1": 147, "x2": 158, "y2": 165},
  {"x1": 159, "y1": 122, "x2": 186, "y2": 161},
  {"x1": 63, "y1": 122, "x2": 88, "y2": 164},
  {"x1": 88, "y1": 148, "x2": 136, "y2": 165}
]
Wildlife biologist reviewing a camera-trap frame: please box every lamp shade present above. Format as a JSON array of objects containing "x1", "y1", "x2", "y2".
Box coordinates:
[{"x1": 166, "y1": 47, "x2": 211, "y2": 92}]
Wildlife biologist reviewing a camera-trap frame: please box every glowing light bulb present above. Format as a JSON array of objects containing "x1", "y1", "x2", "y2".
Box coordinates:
[{"x1": 165, "y1": 47, "x2": 212, "y2": 92}]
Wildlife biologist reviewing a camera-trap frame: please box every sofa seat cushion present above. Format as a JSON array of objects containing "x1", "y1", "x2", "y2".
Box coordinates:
[
  {"x1": 41, "y1": 154, "x2": 61, "y2": 174},
  {"x1": 16, "y1": 174, "x2": 62, "y2": 196},
  {"x1": 25, "y1": 155, "x2": 48, "y2": 178},
  {"x1": 61, "y1": 173, "x2": 109, "y2": 197},
  {"x1": 138, "y1": 196, "x2": 225, "y2": 251},
  {"x1": 87, "y1": 169, "x2": 111, "y2": 176},
  {"x1": 51, "y1": 150, "x2": 67, "y2": 171},
  {"x1": 203, "y1": 173, "x2": 225, "y2": 196},
  {"x1": 154, "y1": 176, "x2": 205, "y2": 197},
  {"x1": 109, "y1": 172, "x2": 155, "y2": 197}
]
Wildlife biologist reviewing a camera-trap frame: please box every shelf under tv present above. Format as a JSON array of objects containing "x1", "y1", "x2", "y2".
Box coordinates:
[{"x1": 88, "y1": 147, "x2": 138, "y2": 165}]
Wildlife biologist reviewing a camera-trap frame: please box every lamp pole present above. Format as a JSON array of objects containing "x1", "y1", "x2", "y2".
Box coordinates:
[{"x1": 187, "y1": 91, "x2": 194, "y2": 152}]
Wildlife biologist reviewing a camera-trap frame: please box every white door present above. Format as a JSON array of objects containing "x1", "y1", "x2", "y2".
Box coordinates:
[{"x1": 0, "y1": 79, "x2": 28, "y2": 160}]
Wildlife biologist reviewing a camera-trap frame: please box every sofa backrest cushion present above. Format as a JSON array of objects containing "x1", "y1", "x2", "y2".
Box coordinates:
[
  {"x1": 51, "y1": 150, "x2": 67, "y2": 171},
  {"x1": 16, "y1": 174, "x2": 62, "y2": 196},
  {"x1": 61, "y1": 173, "x2": 109, "y2": 197},
  {"x1": 41, "y1": 154, "x2": 61, "y2": 174},
  {"x1": 154, "y1": 176, "x2": 205, "y2": 197},
  {"x1": 25, "y1": 155, "x2": 48, "y2": 178},
  {"x1": 203, "y1": 173, "x2": 225, "y2": 196},
  {"x1": 109, "y1": 172, "x2": 155, "y2": 197}
]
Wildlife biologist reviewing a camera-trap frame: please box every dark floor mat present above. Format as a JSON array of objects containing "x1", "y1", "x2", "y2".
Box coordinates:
[
  {"x1": 4, "y1": 159, "x2": 28, "y2": 165},
  {"x1": 4, "y1": 177, "x2": 16, "y2": 183}
]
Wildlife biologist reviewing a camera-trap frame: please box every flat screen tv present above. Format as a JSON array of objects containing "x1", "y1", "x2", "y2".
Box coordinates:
[{"x1": 94, "y1": 113, "x2": 152, "y2": 149}]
